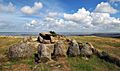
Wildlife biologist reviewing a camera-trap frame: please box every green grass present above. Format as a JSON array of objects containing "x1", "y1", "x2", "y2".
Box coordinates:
[
  {"x1": 68, "y1": 56, "x2": 120, "y2": 71},
  {"x1": 70, "y1": 36, "x2": 120, "y2": 57}
]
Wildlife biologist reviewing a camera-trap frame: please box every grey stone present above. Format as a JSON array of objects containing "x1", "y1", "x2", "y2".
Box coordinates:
[
  {"x1": 53, "y1": 41, "x2": 66, "y2": 57},
  {"x1": 80, "y1": 43, "x2": 93, "y2": 57},
  {"x1": 38, "y1": 44, "x2": 51, "y2": 62},
  {"x1": 8, "y1": 43, "x2": 33, "y2": 59},
  {"x1": 67, "y1": 40, "x2": 80, "y2": 56}
]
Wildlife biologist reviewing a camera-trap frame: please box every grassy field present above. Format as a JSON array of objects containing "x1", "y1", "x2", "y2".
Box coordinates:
[{"x1": 0, "y1": 36, "x2": 120, "y2": 71}]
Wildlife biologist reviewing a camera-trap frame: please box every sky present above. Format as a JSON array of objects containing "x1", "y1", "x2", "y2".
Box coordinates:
[{"x1": 0, "y1": 0, "x2": 120, "y2": 33}]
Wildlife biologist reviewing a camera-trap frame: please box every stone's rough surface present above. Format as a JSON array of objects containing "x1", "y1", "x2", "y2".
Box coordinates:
[
  {"x1": 67, "y1": 40, "x2": 80, "y2": 56},
  {"x1": 37, "y1": 44, "x2": 51, "y2": 62},
  {"x1": 80, "y1": 43, "x2": 93, "y2": 57},
  {"x1": 8, "y1": 43, "x2": 33, "y2": 59},
  {"x1": 42, "y1": 39, "x2": 51, "y2": 44},
  {"x1": 53, "y1": 41, "x2": 66, "y2": 57},
  {"x1": 37, "y1": 36, "x2": 43, "y2": 43},
  {"x1": 50, "y1": 36, "x2": 55, "y2": 43}
]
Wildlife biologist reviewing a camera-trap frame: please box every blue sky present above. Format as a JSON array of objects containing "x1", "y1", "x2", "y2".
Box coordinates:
[{"x1": 0, "y1": 0, "x2": 120, "y2": 32}]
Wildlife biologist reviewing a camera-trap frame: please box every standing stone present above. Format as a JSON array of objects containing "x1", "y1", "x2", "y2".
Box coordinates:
[
  {"x1": 80, "y1": 43, "x2": 93, "y2": 57},
  {"x1": 8, "y1": 43, "x2": 33, "y2": 59},
  {"x1": 38, "y1": 44, "x2": 51, "y2": 63},
  {"x1": 53, "y1": 41, "x2": 66, "y2": 57},
  {"x1": 67, "y1": 40, "x2": 80, "y2": 56}
]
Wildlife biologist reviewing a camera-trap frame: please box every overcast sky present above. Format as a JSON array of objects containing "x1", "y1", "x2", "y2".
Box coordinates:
[{"x1": 0, "y1": 0, "x2": 120, "y2": 32}]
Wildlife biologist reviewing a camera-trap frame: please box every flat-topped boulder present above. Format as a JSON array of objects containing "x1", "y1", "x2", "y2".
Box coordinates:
[{"x1": 37, "y1": 32, "x2": 58, "y2": 44}]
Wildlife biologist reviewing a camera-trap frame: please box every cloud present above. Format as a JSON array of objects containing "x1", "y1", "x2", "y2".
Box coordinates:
[
  {"x1": 21, "y1": 2, "x2": 43, "y2": 15},
  {"x1": 25, "y1": 20, "x2": 39, "y2": 28},
  {"x1": 64, "y1": 8, "x2": 93, "y2": 28},
  {"x1": 0, "y1": 2, "x2": 15, "y2": 13},
  {"x1": 47, "y1": 12, "x2": 60, "y2": 18},
  {"x1": 25, "y1": 6, "x2": 120, "y2": 32},
  {"x1": 109, "y1": 0, "x2": 120, "y2": 3},
  {"x1": 63, "y1": 7, "x2": 120, "y2": 32},
  {"x1": 94, "y1": 2, "x2": 118, "y2": 14}
]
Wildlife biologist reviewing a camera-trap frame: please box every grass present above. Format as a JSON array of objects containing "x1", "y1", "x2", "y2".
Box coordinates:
[
  {"x1": 0, "y1": 36, "x2": 22, "y2": 54},
  {"x1": 0, "y1": 36, "x2": 51, "y2": 71},
  {"x1": 0, "y1": 36, "x2": 120, "y2": 71},
  {"x1": 70, "y1": 36, "x2": 120, "y2": 57},
  {"x1": 68, "y1": 55, "x2": 120, "y2": 71}
]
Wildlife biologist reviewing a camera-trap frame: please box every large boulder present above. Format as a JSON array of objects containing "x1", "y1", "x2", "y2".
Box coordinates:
[
  {"x1": 8, "y1": 43, "x2": 33, "y2": 59},
  {"x1": 37, "y1": 44, "x2": 51, "y2": 63},
  {"x1": 80, "y1": 43, "x2": 93, "y2": 57},
  {"x1": 67, "y1": 40, "x2": 80, "y2": 56},
  {"x1": 39, "y1": 32, "x2": 51, "y2": 40},
  {"x1": 52, "y1": 41, "x2": 66, "y2": 57}
]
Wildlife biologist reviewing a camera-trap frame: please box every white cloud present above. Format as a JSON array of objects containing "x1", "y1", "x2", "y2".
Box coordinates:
[
  {"x1": 64, "y1": 8, "x2": 93, "y2": 28},
  {"x1": 109, "y1": 0, "x2": 120, "y2": 3},
  {"x1": 63, "y1": 7, "x2": 120, "y2": 32},
  {"x1": 47, "y1": 12, "x2": 60, "y2": 18},
  {"x1": 25, "y1": 20, "x2": 39, "y2": 28},
  {"x1": 94, "y1": 2, "x2": 118, "y2": 14},
  {"x1": 0, "y1": 2, "x2": 15, "y2": 13},
  {"x1": 21, "y1": 2, "x2": 43, "y2": 15}
]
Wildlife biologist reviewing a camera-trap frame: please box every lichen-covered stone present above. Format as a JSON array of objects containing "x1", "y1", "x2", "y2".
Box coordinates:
[
  {"x1": 53, "y1": 41, "x2": 66, "y2": 57},
  {"x1": 80, "y1": 43, "x2": 93, "y2": 57},
  {"x1": 67, "y1": 40, "x2": 80, "y2": 56},
  {"x1": 37, "y1": 44, "x2": 51, "y2": 63},
  {"x1": 8, "y1": 43, "x2": 33, "y2": 59}
]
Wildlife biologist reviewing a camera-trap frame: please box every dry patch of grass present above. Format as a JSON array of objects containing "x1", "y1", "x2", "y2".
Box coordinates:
[{"x1": 0, "y1": 36, "x2": 22, "y2": 54}]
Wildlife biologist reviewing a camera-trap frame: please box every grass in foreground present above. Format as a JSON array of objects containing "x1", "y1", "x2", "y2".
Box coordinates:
[{"x1": 68, "y1": 55, "x2": 120, "y2": 71}]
